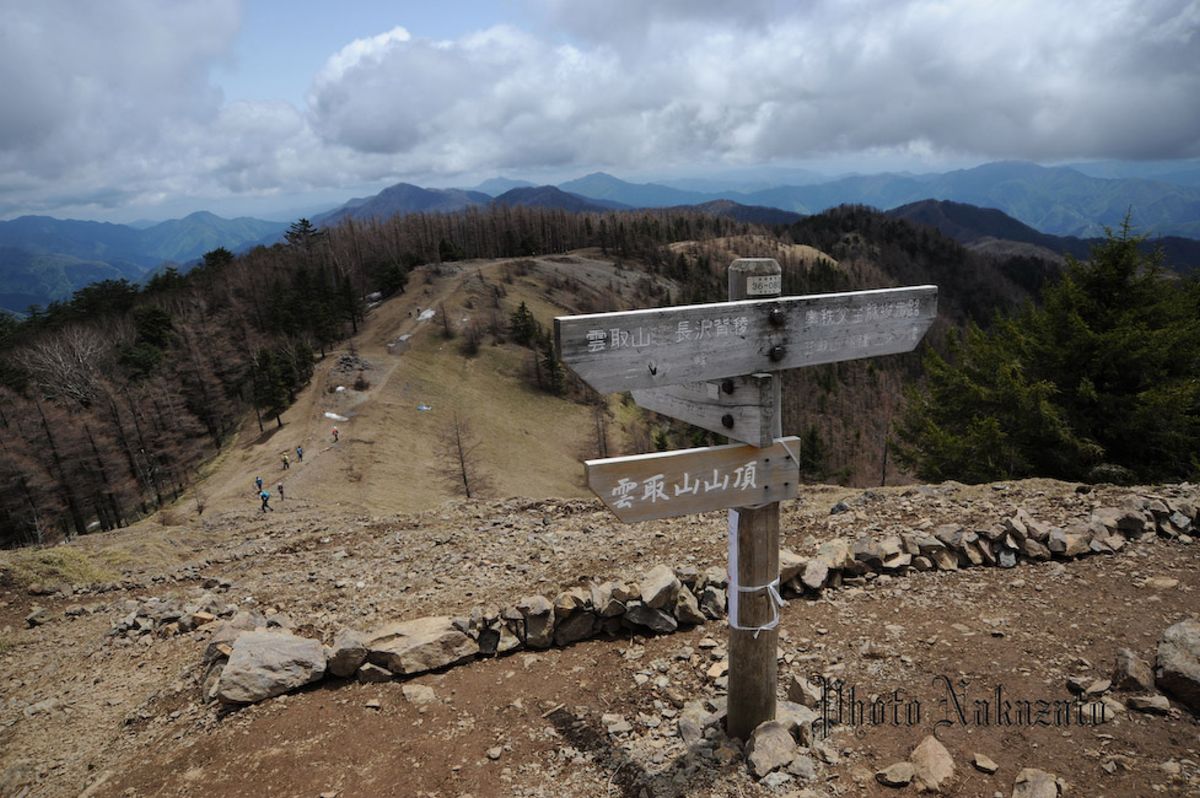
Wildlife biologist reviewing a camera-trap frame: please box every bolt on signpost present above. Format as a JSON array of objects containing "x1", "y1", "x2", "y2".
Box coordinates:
[{"x1": 555, "y1": 258, "x2": 937, "y2": 739}]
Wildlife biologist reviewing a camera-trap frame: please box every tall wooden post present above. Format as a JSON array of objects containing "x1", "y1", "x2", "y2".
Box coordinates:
[{"x1": 726, "y1": 258, "x2": 783, "y2": 740}]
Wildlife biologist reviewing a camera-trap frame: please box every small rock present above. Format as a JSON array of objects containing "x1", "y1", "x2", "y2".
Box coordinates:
[
  {"x1": 356, "y1": 663, "x2": 392, "y2": 683},
  {"x1": 787, "y1": 753, "x2": 817, "y2": 780},
  {"x1": 787, "y1": 674, "x2": 821, "y2": 708},
  {"x1": 1143, "y1": 576, "x2": 1179, "y2": 590},
  {"x1": 640, "y1": 564, "x2": 681, "y2": 610},
  {"x1": 911, "y1": 734, "x2": 955, "y2": 793},
  {"x1": 761, "y1": 771, "x2": 792, "y2": 789},
  {"x1": 1156, "y1": 618, "x2": 1200, "y2": 712},
  {"x1": 401, "y1": 684, "x2": 438, "y2": 705},
  {"x1": 326, "y1": 629, "x2": 368, "y2": 678},
  {"x1": 364, "y1": 698, "x2": 380, "y2": 710},
  {"x1": 746, "y1": 720, "x2": 796, "y2": 778},
  {"x1": 24, "y1": 607, "x2": 50, "y2": 627},
  {"x1": 876, "y1": 762, "x2": 915, "y2": 788},
  {"x1": 1112, "y1": 648, "x2": 1155, "y2": 692},
  {"x1": 1010, "y1": 767, "x2": 1059, "y2": 798},
  {"x1": 1127, "y1": 693, "x2": 1170, "y2": 714},
  {"x1": 486, "y1": 746, "x2": 502, "y2": 761},
  {"x1": 974, "y1": 753, "x2": 999, "y2": 774}
]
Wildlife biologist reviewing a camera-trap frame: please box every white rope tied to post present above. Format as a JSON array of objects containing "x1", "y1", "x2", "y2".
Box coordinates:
[{"x1": 727, "y1": 509, "x2": 788, "y2": 638}]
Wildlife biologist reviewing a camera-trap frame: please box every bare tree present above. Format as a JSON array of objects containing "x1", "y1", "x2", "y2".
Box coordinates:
[
  {"x1": 436, "y1": 413, "x2": 491, "y2": 499},
  {"x1": 17, "y1": 324, "x2": 109, "y2": 405}
]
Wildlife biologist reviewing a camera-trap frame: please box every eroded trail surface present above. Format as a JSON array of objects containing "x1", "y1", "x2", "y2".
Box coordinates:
[{"x1": 2, "y1": 480, "x2": 1199, "y2": 797}]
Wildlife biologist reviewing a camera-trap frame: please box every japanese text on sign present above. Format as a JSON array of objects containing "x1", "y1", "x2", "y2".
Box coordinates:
[{"x1": 610, "y1": 461, "x2": 759, "y2": 510}]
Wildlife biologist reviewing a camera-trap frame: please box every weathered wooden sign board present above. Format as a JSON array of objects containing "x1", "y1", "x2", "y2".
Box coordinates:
[
  {"x1": 585, "y1": 436, "x2": 800, "y2": 523},
  {"x1": 631, "y1": 374, "x2": 777, "y2": 448},
  {"x1": 555, "y1": 261, "x2": 938, "y2": 742},
  {"x1": 554, "y1": 285, "x2": 937, "y2": 393}
]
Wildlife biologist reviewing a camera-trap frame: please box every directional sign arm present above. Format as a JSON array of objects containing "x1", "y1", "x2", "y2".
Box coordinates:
[
  {"x1": 631, "y1": 374, "x2": 777, "y2": 448},
  {"x1": 555, "y1": 285, "x2": 938, "y2": 394},
  {"x1": 585, "y1": 437, "x2": 800, "y2": 523}
]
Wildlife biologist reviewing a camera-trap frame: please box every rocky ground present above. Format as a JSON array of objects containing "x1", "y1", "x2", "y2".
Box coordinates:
[{"x1": 2, "y1": 479, "x2": 1199, "y2": 797}]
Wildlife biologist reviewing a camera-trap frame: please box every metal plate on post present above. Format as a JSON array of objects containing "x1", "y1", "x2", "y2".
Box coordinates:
[
  {"x1": 584, "y1": 436, "x2": 800, "y2": 523},
  {"x1": 555, "y1": 285, "x2": 937, "y2": 394},
  {"x1": 631, "y1": 374, "x2": 777, "y2": 448}
]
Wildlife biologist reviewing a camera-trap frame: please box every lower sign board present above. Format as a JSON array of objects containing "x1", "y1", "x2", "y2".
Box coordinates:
[
  {"x1": 585, "y1": 436, "x2": 800, "y2": 523},
  {"x1": 631, "y1": 373, "x2": 776, "y2": 448}
]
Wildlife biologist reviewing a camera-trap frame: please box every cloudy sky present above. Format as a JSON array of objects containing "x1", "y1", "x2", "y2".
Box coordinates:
[{"x1": 1, "y1": 0, "x2": 1197, "y2": 222}]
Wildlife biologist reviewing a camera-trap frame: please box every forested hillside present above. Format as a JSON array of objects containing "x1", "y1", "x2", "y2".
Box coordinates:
[
  {"x1": 0, "y1": 207, "x2": 762, "y2": 546},
  {"x1": 2, "y1": 200, "x2": 1104, "y2": 547}
]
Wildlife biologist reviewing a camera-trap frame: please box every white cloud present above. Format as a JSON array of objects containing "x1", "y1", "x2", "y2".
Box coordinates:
[
  {"x1": 0, "y1": 0, "x2": 1197, "y2": 220},
  {"x1": 316, "y1": 26, "x2": 412, "y2": 85},
  {"x1": 306, "y1": 0, "x2": 1200, "y2": 177}
]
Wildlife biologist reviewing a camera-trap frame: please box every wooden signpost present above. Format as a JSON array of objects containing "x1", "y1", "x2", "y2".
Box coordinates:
[{"x1": 555, "y1": 258, "x2": 937, "y2": 740}]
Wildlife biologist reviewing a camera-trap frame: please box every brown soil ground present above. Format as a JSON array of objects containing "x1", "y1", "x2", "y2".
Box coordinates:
[{"x1": 2, "y1": 481, "x2": 1198, "y2": 797}]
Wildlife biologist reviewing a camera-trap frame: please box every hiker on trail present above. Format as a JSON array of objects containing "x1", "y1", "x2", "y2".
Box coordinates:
[
  {"x1": 296, "y1": 445, "x2": 304, "y2": 462},
  {"x1": 255, "y1": 476, "x2": 263, "y2": 492},
  {"x1": 277, "y1": 482, "x2": 285, "y2": 501},
  {"x1": 331, "y1": 426, "x2": 339, "y2": 442},
  {"x1": 260, "y1": 490, "x2": 273, "y2": 512},
  {"x1": 282, "y1": 453, "x2": 290, "y2": 470}
]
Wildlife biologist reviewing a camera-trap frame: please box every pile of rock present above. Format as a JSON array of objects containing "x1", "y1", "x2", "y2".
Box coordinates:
[{"x1": 109, "y1": 594, "x2": 246, "y2": 643}]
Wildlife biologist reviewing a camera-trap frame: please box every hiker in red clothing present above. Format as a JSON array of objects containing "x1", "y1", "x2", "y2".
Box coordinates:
[{"x1": 331, "y1": 426, "x2": 339, "y2": 442}]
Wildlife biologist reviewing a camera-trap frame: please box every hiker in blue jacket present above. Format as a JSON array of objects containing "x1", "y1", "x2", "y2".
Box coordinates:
[{"x1": 260, "y1": 489, "x2": 273, "y2": 512}]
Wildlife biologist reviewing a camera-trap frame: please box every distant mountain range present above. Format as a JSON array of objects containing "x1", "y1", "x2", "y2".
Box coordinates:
[
  {"x1": 3, "y1": 159, "x2": 1200, "y2": 314},
  {"x1": 0, "y1": 212, "x2": 286, "y2": 313},
  {"x1": 554, "y1": 162, "x2": 1200, "y2": 239},
  {"x1": 887, "y1": 199, "x2": 1200, "y2": 273}
]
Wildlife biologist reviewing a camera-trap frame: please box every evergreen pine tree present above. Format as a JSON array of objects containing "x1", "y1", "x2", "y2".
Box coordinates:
[
  {"x1": 896, "y1": 223, "x2": 1200, "y2": 483},
  {"x1": 542, "y1": 341, "x2": 565, "y2": 396}
]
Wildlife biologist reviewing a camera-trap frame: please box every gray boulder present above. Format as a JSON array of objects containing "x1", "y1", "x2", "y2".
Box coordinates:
[
  {"x1": 623, "y1": 603, "x2": 678, "y2": 634},
  {"x1": 779, "y1": 549, "x2": 806, "y2": 583},
  {"x1": 515, "y1": 595, "x2": 555, "y2": 648},
  {"x1": 1010, "y1": 767, "x2": 1060, "y2": 798},
  {"x1": 590, "y1": 581, "x2": 629, "y2": 617},
  {"x1": 553, "y1": 610, "x2": 596, "y2": 646},
  {"x1": 1157, "y1": 619, "x2": 1200, "y2": 711},
  {"x1": 216, "y1": 630, "x2": 326, "y2": 704},
  {"x1": 673, "y1": 585, "x2": 707, "y2": 625},
  {"x1": 699, "y1": 585, "x2": 726, "y2": 619},
  {"x1": 366, "y1": 616, "x2": 480, "y2": 674},
  {"x1": 641, "y1": 564, "x2": 681, "y2": 609},
  {"x1": 911, "y1": 734, "x2": 955, "y2": 793},
  {"x1": 326, "y1": 628, "x2": 368, "y2": 678},
  {"x1": 1112, "y1": 648, "x2": 1154, "y2": 693},
  {"x1": 801, "y1": 560, "x2": 829, "y2": 591},
  {"x1": 746, "y1": 720, "x2": 795, "y2": 778}
]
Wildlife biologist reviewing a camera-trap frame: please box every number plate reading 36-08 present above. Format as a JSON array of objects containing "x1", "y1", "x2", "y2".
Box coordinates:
[{"x1": 746, "y1": 274, "x2": 781, "y2": 296}]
